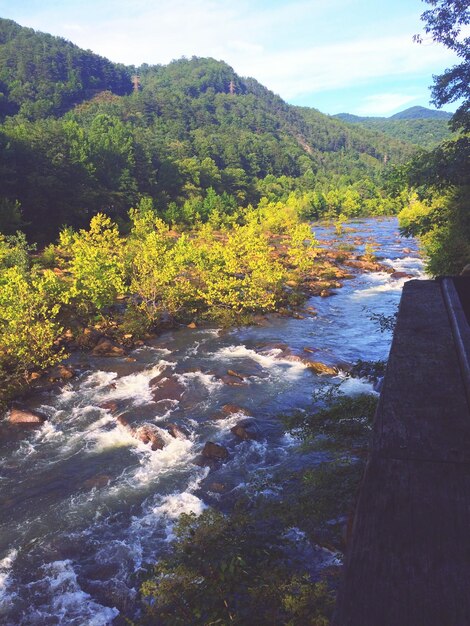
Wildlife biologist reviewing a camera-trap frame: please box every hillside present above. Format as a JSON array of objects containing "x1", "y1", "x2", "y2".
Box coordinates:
[
  {"x1": 390, "y1": 106, "x2": 452, "y2": 120},
  {"x1": 334, "y1": 106, "x2": 453, "y2": 148},
  {"x1": 0, "y1": 18, "x2": 132, "y2": 119},
  {"x1": 0, "y1": 19, "x2": 415, "y2": 241}
]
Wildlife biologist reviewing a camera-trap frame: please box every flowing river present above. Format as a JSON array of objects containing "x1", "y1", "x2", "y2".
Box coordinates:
[{"x1": 0, "y1": 218, "x2": 424, "y2": 625}]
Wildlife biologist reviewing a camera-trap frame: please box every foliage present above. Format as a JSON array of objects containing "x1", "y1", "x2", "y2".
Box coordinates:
[
  {"x1": 398, "y1": 187, "x2": 470, "y2": 275},
  {"x1": 0, "y1": 18, "x2": 131, "y2": 119},
  {"x1": 415, "y1": 0, "x2": 469, "y2": 131},
  {"x1": 0, "y1": 265, "x2": 64, "y2": 396},
  {"x1": 140, "y1": 507, "x2": 334, "y2": 626},
  {"x1": 196, "y1": 222, "x2": 287, "y2": 318},
  {"x1": 59, "y1": 213, "x2": 127, "y2": 313},
  {"x1": 128, "y1": 203, "x2": 200, "y2": 322}
]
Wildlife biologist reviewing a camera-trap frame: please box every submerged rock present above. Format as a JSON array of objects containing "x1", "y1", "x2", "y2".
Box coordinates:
[
  {"x1": 166, "y1": 423, "x2": 188, "y2": 439},
  {"x1": 221, "y1": 404, "x2": 250, "y2": 417},
  {"x1": 82, "y1": 474, "x2": 110, "y2": 490},
  {"x1": 194, "y1": 441, "x2": 229, "y2": 466},
  {"x1": 202, "y1": 441, "x2": 229, "y2": 460},
  {"x1": 231, "y1": 419, "x2": 261, "y2": 441},
  {"x1": 151, "y1": 376, "x2": 185, "y2": 402}
]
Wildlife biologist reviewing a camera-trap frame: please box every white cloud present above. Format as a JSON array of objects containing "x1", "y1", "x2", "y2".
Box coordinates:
[{"x1": 237, "y1": 34, "x2": 456, "y2": 100}]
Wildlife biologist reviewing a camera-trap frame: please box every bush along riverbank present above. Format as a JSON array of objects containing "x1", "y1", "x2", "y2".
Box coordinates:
[
  {"x1": 0, "y1": 201, "x2": 391, "y2": 408},
  {"x1": 136, "y1": 387, "x2": 378, "y2": 626}
]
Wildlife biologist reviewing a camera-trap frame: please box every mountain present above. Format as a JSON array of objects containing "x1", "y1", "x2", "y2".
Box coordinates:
[
  {"x1": 0, "y1": 18, "x2": 415, "y2": 240},
  {"x1": 0, "y1": 18, "x2": 132, "y2": 119},
  {"x1": 333, "y1": 106, "x2": 453, "y2": 148},
  {"x1": 389, "y1": 106, "x2": 452, "y2": 120}
]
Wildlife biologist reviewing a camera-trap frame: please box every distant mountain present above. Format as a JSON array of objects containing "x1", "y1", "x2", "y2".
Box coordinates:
[
  {"x1": 390, "y1": 106, "x2": 452, "y2": 120},
  {"x1": 335, "y1": 106, "x2": 452, "y2": 123},
  {"x1": 333, "y1": 106, "x2": 453, "y2": 148}
]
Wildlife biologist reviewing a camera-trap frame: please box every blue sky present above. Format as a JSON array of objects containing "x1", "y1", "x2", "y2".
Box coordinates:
[{"x1": 0, "y1": 0, "x2": 460, "y2": 116}]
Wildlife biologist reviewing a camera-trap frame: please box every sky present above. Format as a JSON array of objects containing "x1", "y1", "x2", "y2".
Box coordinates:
[{"x1": 0, "y1": 0, "x2": 461, "y2": 116}]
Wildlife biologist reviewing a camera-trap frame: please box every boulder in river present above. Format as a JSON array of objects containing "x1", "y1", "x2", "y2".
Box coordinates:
[
  {"x1": 222, "y1": 404, "x2": 250, "y2": 417},
  {"x1": 231, "y1": 419, "x2": 260, "y2": 441},
  {"x1": 390, "y1": 271, "x2": 412, "y2": 280},
  {"x1": 134, "y1": 424, "x2": 166, "y2": 451},
  {"x1": 166, "y1": 423, "x2": 188, "y2": 439},
  {"x1": 91, "y1": 338, "x2": 126, "y2": 357},
  {"x1": 219, "y1": 374, "x2": 247, "y2": 387},
  {"x1": 202, "y1": 441, "x2": 229, "y2": 460},
  {"x1": 304, "y1": 361, "x2": 338, "y2": 376},
  {"x1": 226, "y1": 369, "x2": 245, "y2": 381},
  {"x1": 151, "y1": 376, "x2": 185, "y2": 402},
  {"x1": 48, "y1": 364, "x2": 75, "y2": 382},
  {"x1": 194, "y1": 441, "x2": 229, "y2": 468},
  {"x1": 8, "y1": 407, "x2": 47, "y2": 425},
  {"x1": 99, "y1": 400, "x2": 119, "y2": 413}
]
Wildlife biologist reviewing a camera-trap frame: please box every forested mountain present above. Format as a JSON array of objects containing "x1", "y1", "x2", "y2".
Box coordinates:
[
  {"x1": 0, "y1": 18, "x2": 415, "y2": 241},
  {"x1": 334, "y1": 106, "x2": 453, "y2": 148},
  {"x1": 0, "y1": 18, "x2": 132, "y2": 119},
  {"x1": 390, "y1": 106, "x2": 452, "y2": 120}
]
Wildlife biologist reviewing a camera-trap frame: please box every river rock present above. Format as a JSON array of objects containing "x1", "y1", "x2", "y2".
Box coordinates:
[
  {"x1": 219, "y1": 374, "x2": 246, "y2": 387},
  {"x1": 202, "y1": 441, "x2": 229, "y2": 460},
  {"x1": 208, "y1": 482, "x2": 226, "y2": 493},
  {"x1": 76, "y1": 327, "x2": 102, "y2": 349},
  {"x1": 91, "y1": 338, "x2": 126, "y2": 357},
  {"x1": 116, "y1": 414, "x2": 132, "y2": 429},
  {"x1": 390, "y1": 271, "x2": 412, "y2": 280},
  {"x1": 166, "y1": 423, "x2": 188, "y2": 439},
  {"x1": 187, "y1": 321, "x2": 197, "y2": 329},
  {"x1": 304, "y1": 361, "x2": 337, "y2": 376},
  {"x1": 231, "y1": 419, "x2": 260, "y2": 441},
  {"x1": 226, "y1": 369, "x2": 245, "y2": 381},
  {"x1": 8, "y1": 407, "x2": 47, "y2": 425},
  {"x1": 151, "y1": 376, "x2": 185, "y2": 402},
  {"x1": 222, "y1": 404, "x2": 250, "y2": 417},
  {"x1": 148, "y1": 366, "x2": 172, "y2": 387},
  {"x1": 134, "y1": 424, "x2": 166, "y2": 450},
  {"x1": 48, "y1": 364, "x2": 75, "y2": 382},
  {"x1": 99, "y1": 400, "x2": 119, "y2": 413}
]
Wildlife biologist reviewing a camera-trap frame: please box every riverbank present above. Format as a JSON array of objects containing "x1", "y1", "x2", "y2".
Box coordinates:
[
  {"x1": 0, "y1": 218, "x2": 424, "y2": 625},
  {"x1": 2, "y1": 218, "x2": 394, "y2": 416}
]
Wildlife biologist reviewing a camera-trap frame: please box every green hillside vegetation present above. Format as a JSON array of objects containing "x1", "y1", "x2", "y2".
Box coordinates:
[
  {"x1": 397, "y1": 0, "x2": 470, "y2": 276},
  {"x1": 0, "y1": 18, "x2": 132, "y2": 119},
  {"x1": 334, "y1": 107, "x2": 453, "y2": 149},
  {"x1": 0, "y1": 19, "x2": 416, "y2": 242}
]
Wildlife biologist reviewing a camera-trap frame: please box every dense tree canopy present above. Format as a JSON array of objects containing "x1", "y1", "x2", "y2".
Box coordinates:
[{"x1": 398, "y1": 0, "x2": 470, "y2": 275}]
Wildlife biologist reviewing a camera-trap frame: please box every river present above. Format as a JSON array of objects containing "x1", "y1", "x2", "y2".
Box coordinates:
[{"x1": 0, "y1": 217, "x2": 424, "y2": 625}]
